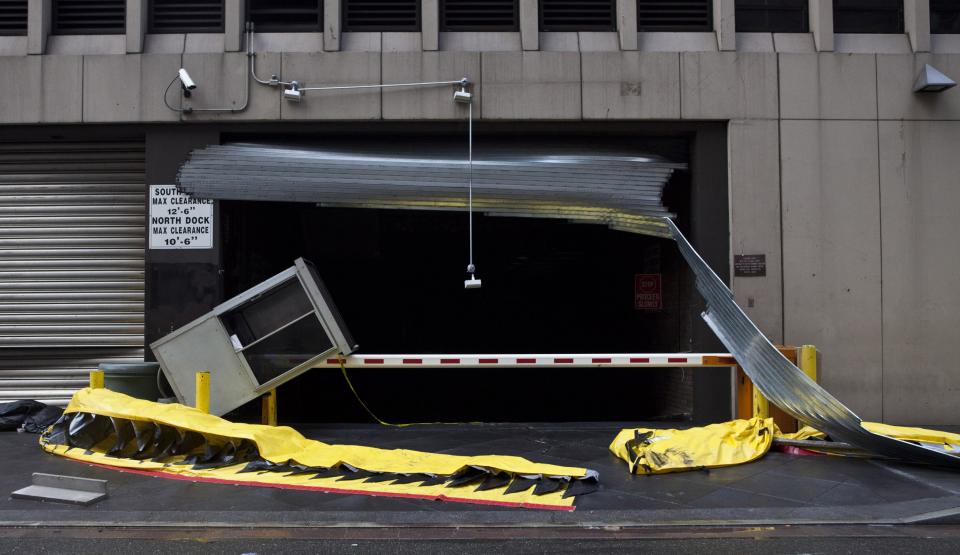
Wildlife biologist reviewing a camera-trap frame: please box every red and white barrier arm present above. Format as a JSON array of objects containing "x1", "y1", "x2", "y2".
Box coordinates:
[{"x1": 316, "y1": 354, "x2": 739, "y2": 369}]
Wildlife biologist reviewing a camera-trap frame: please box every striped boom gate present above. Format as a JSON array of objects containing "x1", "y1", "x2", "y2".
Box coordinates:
[{"x1": 318, "y1": 353, "x2": 739, "y2": 369}]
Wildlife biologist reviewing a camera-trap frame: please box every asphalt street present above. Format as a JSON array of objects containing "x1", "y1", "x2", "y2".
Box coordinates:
[{"x1": 2, "y1": 524, "x2": 960, "y2": 554}]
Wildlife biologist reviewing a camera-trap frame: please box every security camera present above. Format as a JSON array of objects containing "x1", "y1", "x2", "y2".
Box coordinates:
[
  {"x1": 283, "y1": 81, "x2": 302, "y2": 102},
  {"x1": 178, "y1": 68, "x2": 197, "y2": 97}
]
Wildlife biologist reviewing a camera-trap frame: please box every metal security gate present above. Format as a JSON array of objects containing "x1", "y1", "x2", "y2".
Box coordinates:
[{"x1": 0, "y1": 141, "x2": 146, "y2": 406}]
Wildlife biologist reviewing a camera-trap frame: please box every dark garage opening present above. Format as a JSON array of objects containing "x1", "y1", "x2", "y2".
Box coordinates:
[{"x1": 218, "y1": 135, "x2": 700, "y2": 423}]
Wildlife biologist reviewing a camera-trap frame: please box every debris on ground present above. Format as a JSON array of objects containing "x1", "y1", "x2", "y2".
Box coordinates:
[{"x1": 0, "y1": 400, "x2": 63, "y2": 434}]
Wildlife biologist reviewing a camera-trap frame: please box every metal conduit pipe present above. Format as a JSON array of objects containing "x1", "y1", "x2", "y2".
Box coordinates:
[{"x1": 245, "y1": 23, "x2": 470, "y2": 100}]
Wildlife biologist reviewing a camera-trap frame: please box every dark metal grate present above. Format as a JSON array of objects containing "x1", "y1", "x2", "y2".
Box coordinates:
[
  {"x1": 735, "y1": 0, "x2": 808, "y2": 33},
  {"x1": 342, "y1": 0, "x2": 420, "y2": 31},
  {"x1": 932, "y1": 0, "x2": 960, "y2": 34},
  {"x1": 637, "y1": 0, "x2": 712, "y2": 31},
  {"x1": 52, "y1": 0, "x2": 126, "y2": 34},
  {"x1": 540, "y1": 0, "x2": 616, "y2": 31},
  {"x1": 833, "y1": 0, "x2": 903, "y2": 34},
  {"x1": 149, "y1": 0, "x2": 224, "y2": 33},
  {"x1": 441, "y1": 0, "x2": 518, "y2": 31},
  {"x1": 0, "y1": 0, "x2": 27, "y2": 36},
  {"x1": 248, "y1": 0, "x2": 323, "y2": 32}
]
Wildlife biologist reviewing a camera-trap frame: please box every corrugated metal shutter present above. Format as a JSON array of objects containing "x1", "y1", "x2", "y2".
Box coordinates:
[
  {"x1": 342, "y1": 0, "x2": 420, "y2": 32},
  {"x1": 540, "y1": 0, "x2": 616, "y2": 31},
  {"x1": 440, "y1": 0, "x2": 518, "y2": 31},
  {"x1": 148, "y1": 0, "x2": 225, "y2": 33},
  {"x1": 0, "y1": 141, "x2": 145, "y2": 406},
  {"x1": 52, "y1": 0, "x2": 126, "y2": 35},
  {"x1": 177, "y1": 142, "x2": 684, "y2": 237},
  {"x1": 933, "y1": 0, "x2": 960, "y2": 34},
  {"x1": 735, "y1": 0, "x2": 808, "y2": 33},
  {"x1": 833, "y1": 0, "x2": 903, "y2": 34},
  {"x1": 247, "y1": 0, "x2": 323, "y2": 32},
  {"x1": 0, "y1": 0, "x2": 28, "y2": 35},
  {"x1": 636, "y1": 0, "x2": 712, "y2": 31}
]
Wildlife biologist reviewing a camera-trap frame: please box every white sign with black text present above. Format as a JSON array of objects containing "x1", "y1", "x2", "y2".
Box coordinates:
[{"x1": 149, "y1": 185, "x2": 214, "y2": 249}]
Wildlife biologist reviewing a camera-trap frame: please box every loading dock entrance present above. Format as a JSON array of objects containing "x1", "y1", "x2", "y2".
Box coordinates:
[
  {"x1": 146, "y1": 123, "x2": 730, "y2": 424},
  {"x1": 221, "y1": 205, "x2": 695, "y2": 422}
]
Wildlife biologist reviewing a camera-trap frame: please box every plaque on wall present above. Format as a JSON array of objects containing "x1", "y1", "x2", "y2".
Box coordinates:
[{"x1": 734, "y1": 254, "x2": 766, "y2": 277}]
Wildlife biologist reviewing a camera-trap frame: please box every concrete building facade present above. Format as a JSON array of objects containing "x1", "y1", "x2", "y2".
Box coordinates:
[{"x1": 1, "y1": 0, "x2": 958, "y2": 425}]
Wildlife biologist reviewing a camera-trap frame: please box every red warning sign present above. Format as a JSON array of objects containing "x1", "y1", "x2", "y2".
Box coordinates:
[{"x1": 634, "y1": 274, "x2": 662, "y2": 310}]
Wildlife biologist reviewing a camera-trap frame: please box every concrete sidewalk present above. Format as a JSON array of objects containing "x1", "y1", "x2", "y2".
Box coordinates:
[{"x1": 3, "y1": 422, "x2": 960, "y2": 528}]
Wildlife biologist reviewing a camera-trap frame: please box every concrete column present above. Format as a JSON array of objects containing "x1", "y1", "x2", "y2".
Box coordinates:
[
  {"x1": 714, "y1": 0, "x2": 735, "y2": 51},
  {"x1": 324, "y1": 0, "x2": 340, "y2": 51},
  {"x1": 905, "y1": 0, "x2": 931, "y2": 53},
  {"x1": 126, "y1": 0, "x2": 147, "y2": 53},
  {"x1": 809, "y1": 0, "x2": 834, "y2": 52},
  {"x1": 27, "y1": 0, "x2": 50, "y2": 55},
  {"x1": 617, "y1": 0, "x2": 637, "y2": 50},
  {"x1": 422, "y1": 0, "x2": 438, "y2": 50},
  {"x1": 520, "y1": 0, "x2": 538, "y2": 51},
  {"x1": 225, "y1": 0, "x2": 246, "y2": 52}
]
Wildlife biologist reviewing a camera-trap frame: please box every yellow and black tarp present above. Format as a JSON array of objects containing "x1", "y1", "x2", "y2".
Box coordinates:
[
  {"x1": 611, "y1": 418, "x2": 960, "y2": 475},
  {"x1": 780, "y1": 422, "x2": 960, "y2": 454},
  {"x1": 609, "y1": 417, "x2": 775, "y2": 475},
  {"x1": 40, "y1": 388, "x2": 598, "y2": 510}
]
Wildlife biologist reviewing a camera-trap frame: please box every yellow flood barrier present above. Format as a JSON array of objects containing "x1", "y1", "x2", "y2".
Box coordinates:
[{"x1": 40, "y1": 388, "x2": 598, "y2": 510}]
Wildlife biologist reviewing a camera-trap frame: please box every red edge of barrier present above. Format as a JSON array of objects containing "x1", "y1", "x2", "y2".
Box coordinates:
[
  {"x1": 75, "y1": 460, "x2": 576, "y2": 512},
  {"x1": 774, "y1": 445, "x2": 827, "y2": 457}
]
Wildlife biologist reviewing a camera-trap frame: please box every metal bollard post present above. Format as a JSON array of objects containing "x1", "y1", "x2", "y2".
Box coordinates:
[
  {"x1": 195, "y1": 371, "x2": 210, "y2": 413},
  {"x1": 752, "y1": 386, "x2": 769, "y2": 419},
  {"x1": 261, "y1": 389, "x2": 277, "y2": 426},
  {"x1": 89, "y1": 370, "x2": 104, "y2": 389},
  {"x1": 799, "y1": 345, "x2": 818, "y2": 382}
]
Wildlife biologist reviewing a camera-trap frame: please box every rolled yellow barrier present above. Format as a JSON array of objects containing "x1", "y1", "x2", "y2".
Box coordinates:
[{"x1": 89, "y1": 370, "x2": 104, "y2": 389}]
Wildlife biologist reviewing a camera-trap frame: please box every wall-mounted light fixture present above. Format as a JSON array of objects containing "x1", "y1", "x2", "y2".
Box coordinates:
[
  {"x1": 283, "y1": 81, "x2": 302, "y2": 102},
  {"x1": 913, "y1": 64, "x2": 957, "y2": 93},
  {"x1": 453, "y1": 83, "x2": 472, "y2": 104}
]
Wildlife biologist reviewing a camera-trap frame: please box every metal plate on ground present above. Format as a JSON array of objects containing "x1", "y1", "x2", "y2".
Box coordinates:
[{"x1": 11, "y1": 473, "x2": 107, "y2": 506}]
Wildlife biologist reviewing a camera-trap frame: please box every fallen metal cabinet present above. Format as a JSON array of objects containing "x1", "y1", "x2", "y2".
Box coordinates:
[{"x1": 151, "y1": 258, "x2": 356, "y2": 415}]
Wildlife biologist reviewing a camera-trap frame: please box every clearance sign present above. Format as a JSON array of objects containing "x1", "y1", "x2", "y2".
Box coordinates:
[
  {"x1": 634, "y1": 274, "x2": 662, "y2": 310},
  {"x1": 149, "y1": 185, "x2": 214, "y2": 249}
]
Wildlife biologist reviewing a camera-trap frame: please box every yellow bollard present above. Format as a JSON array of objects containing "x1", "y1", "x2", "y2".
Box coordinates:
[
  {"x1": 195, "y1": 371, "x2": 210, "y2": 413},
  {"x1": 89, "y1": 370, "x2": 104, "y2": 389},
  {"x1": 261, "y1": 389, "x2": 277, "y2": 426},
  {"x1": 799, "y1": 344, "x2": 818, "y2": 382},
  {"x1": 752, "y1": 387, "x2": 769, "y2": 419}
]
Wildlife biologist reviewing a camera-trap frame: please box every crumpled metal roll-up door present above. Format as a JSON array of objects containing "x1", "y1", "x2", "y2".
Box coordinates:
[
  {"x1": 178, "y1": 142, "x2": 685, "y2": 238},
  {"x1": 0, "y1": 141, "x2": 146, "y2": 406}
]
